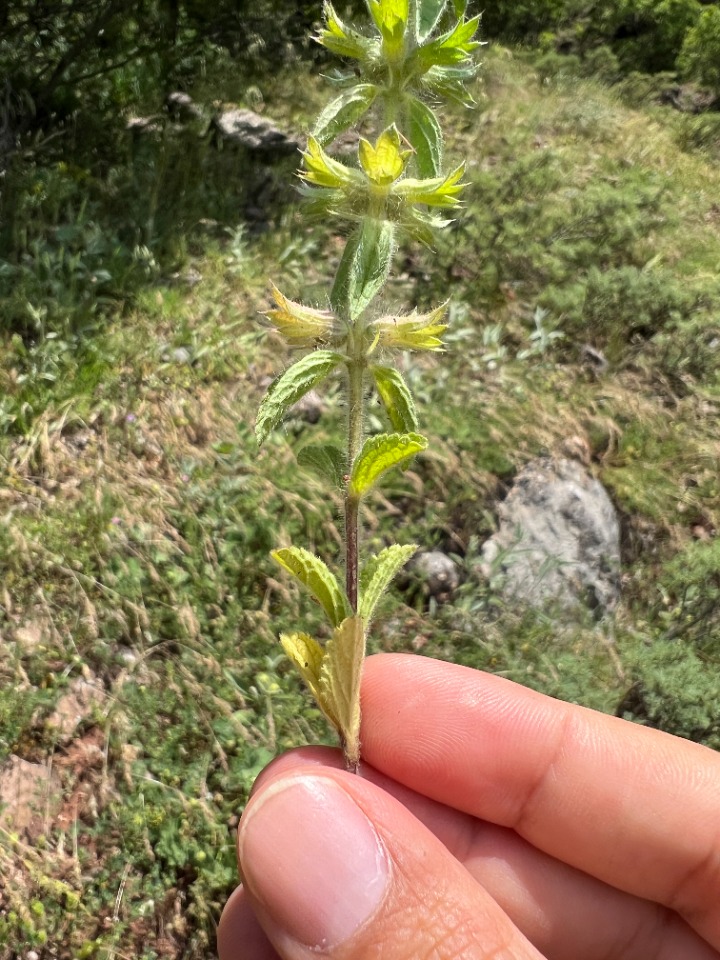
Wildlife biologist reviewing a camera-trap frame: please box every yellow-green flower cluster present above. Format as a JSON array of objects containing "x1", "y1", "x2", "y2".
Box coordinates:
[
  {"x1": 371, "y1": 303, "x2": 449, "y2": 352},
  {"x1": 318, "y1": 0, "x2": 481, "y2": 102},
  {"x1": 267, "y1": 282, "x2": 449, "y2": 354},
  {"x1": 300, "y1": 126, "x2": 465, "y2": 240},
  {"x1": 265, "y1": 284, "x2": 336, "y2": 347}
]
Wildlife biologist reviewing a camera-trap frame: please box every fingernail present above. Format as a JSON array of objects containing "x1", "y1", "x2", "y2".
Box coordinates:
[{"x1": 238, "y1": 775, "x2": 390, "y2": 950}]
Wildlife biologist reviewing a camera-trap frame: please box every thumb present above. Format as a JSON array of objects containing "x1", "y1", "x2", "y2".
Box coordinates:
[{"x1": 234, "y1": 768, "x2": 543, "y2": 960}]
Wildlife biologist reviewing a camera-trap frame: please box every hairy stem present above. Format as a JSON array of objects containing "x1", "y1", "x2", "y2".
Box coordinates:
[{"x1": 345, "y1": 352, "x2": 365, "y2": 612}]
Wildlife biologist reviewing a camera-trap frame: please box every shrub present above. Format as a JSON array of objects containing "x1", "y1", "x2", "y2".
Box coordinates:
[
  {"x1": 480, "y1": 0, "x2": 568, "y2": 41},
  {"x1": 677, "y1": 5, "x2": 720, "y2": 93},
  {"x1": 618, "y1": 640, "x2": 720, "y2": 748},
  {"x1": 572, "y1": 264, "x2": 705, "y2": 345}
]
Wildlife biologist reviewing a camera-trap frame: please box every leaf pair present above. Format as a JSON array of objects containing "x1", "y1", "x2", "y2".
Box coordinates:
[
  {"x1": 281, "y1": 616, "x2": 365, "y2": 770},
  {"x1": 279, "y1": 542, "x2": 417, "y2": 770},
  {"x1": 273, "y1": 540, "x2": 416, "y2": 628}
]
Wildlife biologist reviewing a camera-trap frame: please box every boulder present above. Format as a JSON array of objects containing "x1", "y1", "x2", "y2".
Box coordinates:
[
  {"x1": 212, "y1": 108, "x2": 301, "y2": 155},
  {"x1": 410, "y1": 551, "x2": 460, "y2": 602},
  {"x1": 165, "y1": 91, "x2": 202, "y2": 121},
  {"x1": 481, "y1": 458, "x2": 620, "y2": 615}
]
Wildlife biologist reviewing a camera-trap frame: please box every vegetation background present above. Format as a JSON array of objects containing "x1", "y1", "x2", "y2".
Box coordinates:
[{"x1": 0, "y1": 0, "x2": 719, "y2": 955}]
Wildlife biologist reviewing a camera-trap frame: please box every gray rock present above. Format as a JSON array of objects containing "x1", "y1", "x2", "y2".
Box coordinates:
[
  {"x1": 481, "y1": 458, "x2": 620, "y2": 615},
  {"x1": 412, "y1": 551, "x2": 460, "y2": 602},
  {"x1": 160, "y1": 343, "x2": 193, "y2": 365},
  {"x1": 212, "y1": 108, "x2": 301, "y2": 154},
  {"x1": 126, "y1": 115, "x2": 163, "y2": 135},
  {"x1": 165, "y1": 91, "x2": 202, "y2": 121}
]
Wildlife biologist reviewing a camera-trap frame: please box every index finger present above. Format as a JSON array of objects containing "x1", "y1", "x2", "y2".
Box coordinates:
[{"x1": 360, "y1": 653, "x2": 720, "y2": 948}]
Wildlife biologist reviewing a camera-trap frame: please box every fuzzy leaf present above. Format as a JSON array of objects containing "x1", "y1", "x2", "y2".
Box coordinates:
[
  {"x1": 256, "y1": 351, "x2": 343, "y2": 446},
  {"x1": 297, "y1": 443, "x2": 347, "y2": 488},
  {"x1": 368, "y1": 0, "x2": 409, "y2": 54},
  {"x1": 313, "y1": 85, "x2": 379, "y2": 147},
  {"x1": 319, "y1": 2, "x2": 377, "y2": 60},
  {"x1": 280, "y1": 632, "x2": 331, "y2": 720},
  {"x1": 407, "y1": 97, "x2": 443, "y2": 178},
  {"x1": 395, "y1": 163, "x2": 465, "y2": 207},
  {"x1": 300, "y1": 136, "x2": 361, "y2": 190},
  {"x1": 272, "y1": 546, "x2": 351, "y2": 627},
  {"x1": 414, "y1": 14, "x2": 482, "y2": 71},
  {"x1": 416, "y1": 0, "x2": 446, "y2": 40},
  {"x1": 319, "y1": 615, "x2": 365, "y2": 769},
  {"x1": 350, "y1": 432, "x2": 427, "y2": 497},
  {"x1": 359, "y1": 544, "x2": 417, "y2": 622},
  {"x1": 331, "y1": 219, "x2": 395, "y2": 321},
  {"x1": 372, "y1": 366, "x2": 419, "y2": 432}
]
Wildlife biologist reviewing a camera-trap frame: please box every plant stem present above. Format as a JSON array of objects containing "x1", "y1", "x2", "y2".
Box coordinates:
[{"x1": 345, "y1": 352, "x2": 365, "y2": 612}]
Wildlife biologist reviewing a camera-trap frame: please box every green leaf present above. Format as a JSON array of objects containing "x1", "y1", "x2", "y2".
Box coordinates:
[
  {"x1": 349, "y1": 432, "x2": 428, "y2": 497},
  {"x1": 372, "y1": 366, "x2": 419, "y2": 432},
  {"x1": 272, "y1": 546, "x2": 351, "y2": 627},
  {"x1": 368, "y1": 0, "x2": 409, "y2": 54},
  {"x1": 256, "y1": 351, "x2": 343, "y2": 446},
  {"x1": 416, "y1": 0, "x2": 446, "y2": 40},
  {"x1": 320, "y1": 2, "x2": 377, "y2": 60},
  {"x1": 413, "y1": 14, "x2": 481, "y2": 72},
  {"x1": 331, "y1": 219, "x2": 395, "y2": 321},
  {"x1": 407, "y1": 97, "x2": 443, "y2": 178},
  {"x1": 297, "y1": 443, "x2": 347, "y2": 488},
  {"x1": 359, "y1": 544, "x2": 417, "y2": 622},
  {"x1": 319, "y1": 615, "x2": 365, "y2": 769},
  {"x1": 313, "y1": 85, "x2": 379, "y2": 147},
  {"x1": 280, "y1": 632, "x2": 330, "y2": 721}
]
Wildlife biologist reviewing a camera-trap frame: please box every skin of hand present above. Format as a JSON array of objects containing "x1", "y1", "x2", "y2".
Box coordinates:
[{"x1": 217, "y1": 653, "x2": 720, "y2": 960}]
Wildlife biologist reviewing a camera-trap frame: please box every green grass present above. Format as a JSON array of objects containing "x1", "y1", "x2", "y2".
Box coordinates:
[{"x1": 0, "y1": 47, "x2": 719, "y2": 957}]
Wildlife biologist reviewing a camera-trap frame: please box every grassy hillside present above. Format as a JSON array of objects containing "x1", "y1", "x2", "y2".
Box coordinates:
[{"x1": 0, "y1": 48, "x2": 719, "y2": 957}]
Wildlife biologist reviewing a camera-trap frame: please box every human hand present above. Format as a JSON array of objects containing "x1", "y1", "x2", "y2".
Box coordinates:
[{"x1": 217, "y1": 653, "x2": 720, "y2": 960}]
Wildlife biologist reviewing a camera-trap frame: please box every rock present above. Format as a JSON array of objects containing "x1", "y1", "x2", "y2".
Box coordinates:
[
  {"x1": 46, "y1": 677, "x2": 105, "y2": 745},
  {"x1": 159, "y1": 343, "x2": 194, "y2": 364},
  {"x1": 168, "y1": 267, "x2": 203, "y2": 288},
  {"x1": 658, "y1": 84, "x2": 718, "y2": 114},
  {"x1": 481, "y1": 458, "x2": 620, "y2": 615},
  {"x1": 126, "y1": 115, "x2": 163, "y2": 135},
  {"x1": 14, "y1": 620, "x2": 46, "y2": 652},
  {"x1": 212, "y1": 108, "x2": 301, "y2": 154},
  {"x1": 411, "y1": 551, "x2": 460, "y2": 602},
  {"x1": 165, "y1": 91, "x2": 202, "y2": 121},
  {"x1": 560, "y1": 434, "x2": 591, "y2": 466},
  {"x1": 0, "y1": 756, "x2": 63, "y2": 840}
]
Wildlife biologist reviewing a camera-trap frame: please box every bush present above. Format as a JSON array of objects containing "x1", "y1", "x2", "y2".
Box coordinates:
[
  {"x1": 656, "y1": 539, "x2": 720, "y2": 650},
  {"x1": 676, "y1": 113, "x2": 720, "y2": 157},
  {"x1": 677, "y1": 5, "x2": 720, "y2": 93},
  {"x1": 480, "y1": 0, "x2": 568, "y2": 41},
  {"x1": 617, "y1": 640, "x2": 720, "y2": 748},
  {"x1": 576, "y1": 264, "x2": 704, "y2": 343},
  {"x1": 583, "y1": 0, "x2": 702, "y2": 73}
]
